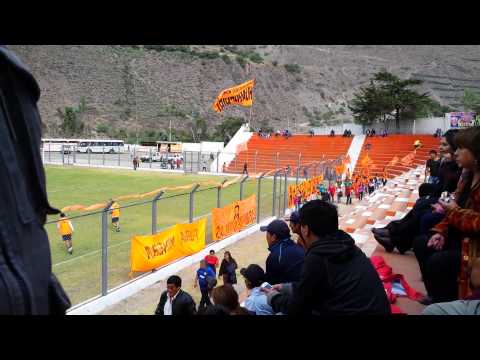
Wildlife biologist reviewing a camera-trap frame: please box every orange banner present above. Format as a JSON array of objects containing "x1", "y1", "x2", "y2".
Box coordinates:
[
  {"x1": 130, "y1": 218, "x2": 207, "y2": 273},
  {"x1": 130, "y1": 227, "x2": 180, "y2": 273},
  {"x1": 287, "y1": 175, "x2": 323, "y2": 208},
  {"x1": 212, "y1": 194, "x2": 257, "y2": 241},
  {"x1": 212, "y1": 79, "x2": 255, "y2": 113}
]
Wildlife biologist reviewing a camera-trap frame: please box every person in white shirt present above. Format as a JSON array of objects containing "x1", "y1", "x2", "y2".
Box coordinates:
[{"x1": 155, "y1": 275, "x2": 196, "y2": 316}]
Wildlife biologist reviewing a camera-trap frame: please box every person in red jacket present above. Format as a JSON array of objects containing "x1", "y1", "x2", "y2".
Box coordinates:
[{"x1": 328, "y1": 182, "x2": 336, "y2": 203}]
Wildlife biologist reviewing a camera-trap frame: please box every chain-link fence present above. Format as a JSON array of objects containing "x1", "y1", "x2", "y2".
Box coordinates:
[{"x1": 42, "y1": 145, "x2": 342, "y2": 307}]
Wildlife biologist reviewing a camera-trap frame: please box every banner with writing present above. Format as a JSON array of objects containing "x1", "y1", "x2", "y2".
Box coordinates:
[
  {"x1": 130, "y1": 218, "x2": 207, "y2": 273},
  {"x1": 212, "y1": 79, "x2": 255, "y2": 113},
  {"x1": 212, "y1": 194, "x2": 257, "y2": 241},
  {"x1": 130, "y1": 227, "x2": 180, "y2": 272},
  {"x1": 287, "y1": 175, "x2": 324, "y2": 208},
  {"x1": 175, "y1": 218, "x2": 206, "y2": 256}
]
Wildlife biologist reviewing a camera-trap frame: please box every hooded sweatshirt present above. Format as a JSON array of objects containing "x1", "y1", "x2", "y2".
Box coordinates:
[{"x1": 269, "y1": 230, "x2": 391, "y2": 315}]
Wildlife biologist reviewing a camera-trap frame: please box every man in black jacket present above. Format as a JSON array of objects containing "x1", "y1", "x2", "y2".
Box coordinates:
[
  {"x1": 265, "y1": 200, "x2": 390, "y2": 315},
  {"x1": 260, "y1": 219, "x2": 305, "y2": 285},
  {"x1": 155, "y1": 275, "x2": 197, "y2": 316},
  {"x1": 0, "y1": 46, "x2": 70, "y2": 314}
]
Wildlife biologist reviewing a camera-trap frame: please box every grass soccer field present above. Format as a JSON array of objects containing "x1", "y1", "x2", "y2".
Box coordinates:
[{"x1": 44, "y1": 165, "x2": 282, "y2": 306}]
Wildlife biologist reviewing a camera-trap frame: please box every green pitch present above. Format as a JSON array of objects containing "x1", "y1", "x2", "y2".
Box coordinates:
[{"x1": 44, "y1": 165, "x2": 280, "y2": 306}]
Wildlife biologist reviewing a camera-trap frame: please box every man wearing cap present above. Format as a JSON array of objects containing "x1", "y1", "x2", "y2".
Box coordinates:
[
  {"x1": 264, "y1": 200, "x2": 390, "y2": 315},
  {"x1": 240, "y1": 264, "x2": 274, "y2": 315},
  {"x1": 260, "y1": 219, "x2": 305, "y2": 286}
]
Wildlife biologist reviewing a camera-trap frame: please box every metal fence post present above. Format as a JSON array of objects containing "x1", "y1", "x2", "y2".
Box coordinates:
[
  {"x1": 72, "y1": 145, "x2": 76, "y2": 164},
  {"x1": 276, "y1": 152, "x2": 279, "y2": 170},
  {"x1": 283, "y1": 170, "x2": 288, "y2": 214},
  {"x1": 254, "y1": 150, "x2": 258, "y2": 174},
  {"x1": 61, "y1": 144, "x2": 65, "y2": 165},
  {"x1": 278, "y1": 170, "x2": 283, "y2": 216},
  {"x1": 102, "y1": 145, "x2": 105, "y2": 166},
  {"x1": 189, "y1": 184, "x2": 200, "y2": 223},
  {"x1": 149, "y1": 148, "x2": 152, "y2": 168},
  {"x1": 88, "y1": 147, "x2": 91, "y2": 167},
  {"x1": 151, "y1": 191, "x2": 165, "y2": 234},
  {"x1": 216, "y1": 151, "x2": 220, "y2": 173},
  {"x1": 239, "y1": 175, "x2": 249, "y2": 200},
  {"x1": 118, "y1": 146, "x2": 121, "y2": 167},
  {"x1": 48, "y1": 142, "x2": 51, "y2": 162},
  {"x1": 101, "y1": 203, "x2": 110, "y2": 296},
  {"x1": 272, "y1": 171, "x2": 278, "y2": 217},
  {"x1": 197, "y1": 151, "x2": 201, "y2": 173},
  {"x1": 217, "y1": 179, "x2": 228, "y2": 208},
  {"x1": 256, "y1": 173, "x2": 265, "y2": 223}
]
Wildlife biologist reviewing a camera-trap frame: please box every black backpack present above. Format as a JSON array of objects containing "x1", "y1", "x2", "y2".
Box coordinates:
[{"x1": 0, "y1": 46, "x2": 70, "y2": 315}]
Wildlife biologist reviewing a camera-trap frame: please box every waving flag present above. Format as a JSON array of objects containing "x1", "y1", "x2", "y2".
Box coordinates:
[{"x1": 212, "y1": 79, "x2": 255, "y2": 113}]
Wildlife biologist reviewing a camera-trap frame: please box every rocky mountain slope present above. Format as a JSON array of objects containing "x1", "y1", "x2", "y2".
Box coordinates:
[{"x1": 9, "y1": 45, "x2": 480, "y2": 138}]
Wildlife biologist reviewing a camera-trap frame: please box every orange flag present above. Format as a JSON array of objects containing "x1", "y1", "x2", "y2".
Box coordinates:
[{"x1": 212, "y1": 79, "x2": 255, "y2": 113}]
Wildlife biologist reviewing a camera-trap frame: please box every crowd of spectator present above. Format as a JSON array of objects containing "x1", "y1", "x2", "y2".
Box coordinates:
[{"x1": 154, "y1": 126, "x2": 480, "y2": 316}]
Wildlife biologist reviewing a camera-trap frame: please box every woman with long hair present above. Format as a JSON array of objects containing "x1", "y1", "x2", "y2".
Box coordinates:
[
  {"x1": 218, "y1": 251, "x2": 238, "y2": 286},
  {"x1": 414, "y1": 127, "x2": 480, "y2": 304},
  {"x1": 211, "y1": 285, "x2": 251, "y2": 315}
]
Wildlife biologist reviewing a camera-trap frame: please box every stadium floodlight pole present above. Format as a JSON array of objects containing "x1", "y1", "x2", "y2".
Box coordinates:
[
  {"x1": 256, "y1": 172, "x2": 265, "y2": 223},
  {"x1": 217, "y1": 179, "x2": 228, "y2": 208},
  {"x1": 151, "y1": 191, "x2": 165, "y2": 235},
  {"x1": 239, "y1": 175, "x2": 249, "y2": 200},
  {"x1": 101, "y1": 202, "x2": 111, "y2": 297},
  {"x1": 189, "y1": 184, "x2": 201, "y2": 223}
]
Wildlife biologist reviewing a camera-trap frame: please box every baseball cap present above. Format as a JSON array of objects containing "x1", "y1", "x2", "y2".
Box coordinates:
[
  {"x1": 240, "y1": 264, "x2": 265, "y2": 288},
  {"x1": 285, "y1": 210, "x2": 300, "y2": 224},
  {"x1": 260, "y1": 219, "x2": 291, "y2": 239}
]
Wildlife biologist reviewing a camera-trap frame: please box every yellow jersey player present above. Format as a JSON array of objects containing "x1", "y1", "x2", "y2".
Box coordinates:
[
  {"x1": 109, "y1": 200, "x2": 121, "y2": 232},
  {"x1": 57, "y1": 213, "x2": 74, "y2": 255}
]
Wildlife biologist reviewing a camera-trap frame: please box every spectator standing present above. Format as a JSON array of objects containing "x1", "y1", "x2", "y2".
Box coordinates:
[
  {"x1": 264, "y1": 200, "x2": 390, "y2": 315},
  {"x1": 133, "y1": 156, "x2": 138, "y2": 170},
  {"x1": 345, "y1": 180, "x2": 353, "y2": 205},
  {"x1": 155, "y1": 275, "x2": 196, "y2": 315},
  {"x1": 194, "y1": 260, "x2": 216, "y2": 311},
  {"x1": 368, "y1": 179, "x2": 375, "y2": 195},
  {"x1": 330, "y1": 129, "x2": 335, "y2": 137},
  {"x1": 218, "y1": 251, "x2": 238, "y2": 286},
  {"x1": 205, "y1": 249, "x2": 219, "y2": 275},
  {"x1": 243, "y1": 162, "x2": 248, "y2": 175},
  {"x1": 240, "y1": 264, "x2": 274, "y2": 315},
  {"x1": 336, "y1": 186, "x2": 343, "y2": 204},
  {"x1": 358, "y1": 182, "x2": 365, "y2": 201},
  {"x1": 260, "y1": 220, "x2": 305, "y2": 285},
  {"x1": 328, "y1": 182, "x2": 336, "y2": 203}
]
